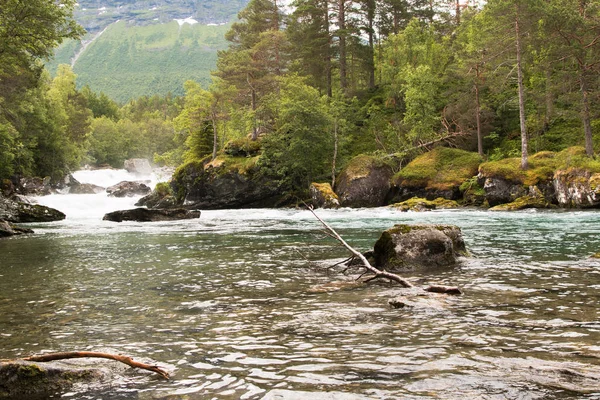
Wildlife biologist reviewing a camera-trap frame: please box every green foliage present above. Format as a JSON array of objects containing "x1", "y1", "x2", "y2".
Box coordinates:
[
  {"x1": 258, "y1": 75, "x2": 333, "y2": 191},
  {"x1": 394, "y1": 147, "x2": 483, "y2": 190}
]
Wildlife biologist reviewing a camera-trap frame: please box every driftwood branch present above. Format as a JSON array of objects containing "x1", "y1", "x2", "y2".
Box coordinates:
[
  {"x1": 24, "y1": 352, "x2": 169, "y2": 379},
  {"x1": 307, "y1": 206, "x2": 413, "y2": 288}
]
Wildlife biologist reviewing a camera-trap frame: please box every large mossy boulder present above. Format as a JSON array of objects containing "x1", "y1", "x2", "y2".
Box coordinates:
[
  {"x1": 135, "y1": 182, "x2": 177, "y2": 208},
  {"x1": 0, "y1": 361, "x2": 103, "y2": 399},
  {"x1": 335, "y1": 155, "x2": 393, "y2": 207},
  {"x1": 171, "y1": 156, "x2": 282, "y2": 209},
  {"x1": 0, "y1": 195, "x2": 65, "y2": 223},
  {"x1": 553, "y1": 169, "x2": 600, "y2": 208},
  {"x1": 391, "y1": 148, "x2": 482, "y2": 202},
  {"x1": 309, "y1": 183, "x2": 340, "y2": 209},
  {"x1": 478, "y1": 147, "x2": 599, "y2": 208},
  {"x1": 103, "y1": 208, "x2": 200, "y2": 222},
  {"x1": 373, "y1": 224, "x2": 468, "y2": 271}
]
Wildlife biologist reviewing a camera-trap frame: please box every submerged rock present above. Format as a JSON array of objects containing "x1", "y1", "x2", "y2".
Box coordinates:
[
  {"x1": 106, "y1": 181, "x2": 151, "y2": 198},
  {"x1": 335, "y1": 155, "x2": 393, "y2": 207},
  {"x1": 392, "y1": 197, "x2": 459, "y2": 212},
  {"x1": 0, "y1": 361, "x2": 103, "y2": 399},
  {"x1": 103, "y1": 208, "x2": 200, "y2": 222},
  {"x1": 373, "y1": 224, "x2": 468, "y2": 271},
  {"x1": 0, "y1": 220, "x2": 34, "y2": 237},
  {"x1": 309, "y1": 182, "x2": 340, "y2": 209}
]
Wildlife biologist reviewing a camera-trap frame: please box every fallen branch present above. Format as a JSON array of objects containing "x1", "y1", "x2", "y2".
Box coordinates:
[
  {"x1": 308, "y1": 206, "x2": 413, "y2": 288},
  {"x1": 24, "y1": 352, "x2": 169, "y2": 379}
]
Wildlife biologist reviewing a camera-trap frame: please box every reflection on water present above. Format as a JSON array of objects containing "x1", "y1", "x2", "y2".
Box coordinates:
[{"x1": 1, "y1": 175, "x2": 599, "y2": 398}]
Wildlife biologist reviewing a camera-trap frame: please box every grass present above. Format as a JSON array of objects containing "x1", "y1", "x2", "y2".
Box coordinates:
[{"x1": 393, "y1": 147, "x2": 483, "y2": 190}]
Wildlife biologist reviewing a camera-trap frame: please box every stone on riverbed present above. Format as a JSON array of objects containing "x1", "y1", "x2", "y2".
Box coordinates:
[
  {"x1": 0, "y1": 195, "x2": 65, "y2": 223},
  {"x1": 0, "y1": 220, "x2": 34, "y2": 237},
  {"x1": 106, "y1": 181, "x2": 151, "y2": 197},
  {"x1": 103, "y1": 208, "x2": 200, "y2": 222},
  {"x1": 0, "y1": 361, "x2": 104, "y2": 399},
  {"x1": 373, "y1": 224, "x2": 468, "y2": 271}
]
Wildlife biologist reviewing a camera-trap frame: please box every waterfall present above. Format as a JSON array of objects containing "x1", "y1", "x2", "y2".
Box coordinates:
[{"x1": 34, "y1": 168, "x2": 170, "y2": 222}]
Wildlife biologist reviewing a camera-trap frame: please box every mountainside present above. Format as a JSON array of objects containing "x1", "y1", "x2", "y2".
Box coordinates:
[{"x1": 48, "y1": 0, "x2": 247, "y2": 102}]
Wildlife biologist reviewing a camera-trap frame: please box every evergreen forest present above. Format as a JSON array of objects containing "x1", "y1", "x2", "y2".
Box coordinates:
[{"x1": 1, "y1": 0, "x2": 599, "y2": 197}]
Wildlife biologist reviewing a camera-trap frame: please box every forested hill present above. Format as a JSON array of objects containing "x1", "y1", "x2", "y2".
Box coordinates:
[
  {"x1": 74, "y1": 0, "x2": 248, "y2": 32},
  {"x1": 47, "y1": 0, "x2": 248, "y2": 102}
]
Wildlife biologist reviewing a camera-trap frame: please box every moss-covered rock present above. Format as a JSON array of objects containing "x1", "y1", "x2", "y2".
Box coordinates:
[
  {"x1": 591, "y1": 252, "x2": 600, "y2": 259},
  {"x1": 223, "y1": 138, "x2": 262, "y2": 157},
  {"x1": 335, "y1": 155, "x2": 394, "y2": 207},
  {"x1": 392, "y1": 197, "x2": 459, "y2": 212},
  {"x1": 553, "y1": 169, "x2": 600, "y2": 208},
  {"x1": 309, "y1": 183, "x2": 339, "y2": 209},
  {"x1": 391, "y1": 147, "x2": 482, "y2": 202},
  {"x1": 459, "y1": 177, "x2": 487, "y2": 206},
  {"x1": 373, "y1": 224, "x2": 468, "y2": 271},
  {"x1": 489, "y1": 193, "x2": 556, "y2": 211},
  {"x1": 0, "y1": 361, "x2": 103, "y2": 399},
  {"x1": 0, "y1": 195, "x2": 65, "y2": 223},
  {"x1": 135, "y1": 182, "x2": 177, "y2": 208},
  {"x1": 171, "y1": 155, "x2": 283, "y2": 209}
]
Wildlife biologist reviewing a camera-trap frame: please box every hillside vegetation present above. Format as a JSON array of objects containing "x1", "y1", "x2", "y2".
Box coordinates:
[{"x1": 48, "y1": 21, "x2": 230, "y2": 102}]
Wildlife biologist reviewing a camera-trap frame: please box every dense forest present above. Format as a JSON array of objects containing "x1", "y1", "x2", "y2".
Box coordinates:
[{"x1": 1, "y1": 0, "x2": 599, "y2": 197}]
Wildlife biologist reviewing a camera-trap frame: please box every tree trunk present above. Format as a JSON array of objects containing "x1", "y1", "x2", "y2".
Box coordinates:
[
  {"x1": 338, "y1": 0, "x2": 347, "y2": 93},
  {"x1": 211, "y1": 112, "x2": 218, "y2": 161},
  {"x1": 366, "y1": 0, "x2": 375, "y2": 89},
  {"x1": 515, "y1": 7, "x2": 528, "y2": 170},
  {"x1": 580, "y1": 68, "x2": 594, "y2": 157},
  {"x1": 331, "y1": 119, "x2": 338, "y2": 188},
  {"x1": 325, "y1": 0, "x2": 333, "y2": 97},
  {"x1": 475, "y1": 73, "x2": 483, "y2": 157}
]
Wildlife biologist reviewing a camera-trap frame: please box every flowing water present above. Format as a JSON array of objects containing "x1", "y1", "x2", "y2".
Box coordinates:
[{"x1": 1, "y1": 170, "x2": 599, "y2": 399}]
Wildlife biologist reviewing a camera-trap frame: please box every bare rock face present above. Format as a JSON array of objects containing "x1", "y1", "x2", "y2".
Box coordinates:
[
  {"x1": 373, "y1": 224, "x2": 468, "y2": 271},
  {"x1": 69, "y1": 182, "x2": 105, "y2": 194},
  {"x1": 335, "y1": 155, "x2": 393, "y2": 208},
  {"x1": 123, "y1": 158, "x2": 152, "y2": 175},
  {"x1": 309, "y1": 183, "x2": 340, "y2": 209},
  {"x1": 479, "y1": 176, "x2": 527, "y2": 207},
  {"x1": 103, "y1": 208, "x2": 200, "y2": 222},
  {"x1": 553, "y1": 169, "x2": 600, "y2": 208},
  {"x1": 106, "y1": 181, "x2": 151, "y2": 198}
]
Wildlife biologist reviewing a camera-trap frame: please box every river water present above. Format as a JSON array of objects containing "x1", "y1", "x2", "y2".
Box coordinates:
[{"x1": 1, "y1": 170, "x2": 599, "y2": 399}]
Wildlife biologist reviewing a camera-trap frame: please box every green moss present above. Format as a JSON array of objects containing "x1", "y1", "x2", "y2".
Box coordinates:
[
  {"x1": 591, "y1": 252, "x2": 600, "y2": 259},
  {"x1": 342, "y1": 154, "x2": 389, "y2": 180},
  {"x1": 154, "y1": 182, "x2": 173, "y2": 197},
  {"x1": 489, "y1": 195, "x2": 555, "y2": 211},
  {"x1": 392, "y1": 197, "x2": 459, "y2": 212},
  {"x1": 393, "y1": 148, "x2": 482, "y2": 190},
  {"x1": 590, "y1": 174, "x2": 600, "y2": 192},
  {"x1": 312, "y1": 182, "x2": 337, "y2": 201},
  {"x1": 480, "y1": 146, "x2": 600, "y2": 186},
  {"x1": 223, "y1": 138, "x2": 262, "y2": 157},
  {"x1": 209, "y1": 155, "x2": 260, "y2": 175}
]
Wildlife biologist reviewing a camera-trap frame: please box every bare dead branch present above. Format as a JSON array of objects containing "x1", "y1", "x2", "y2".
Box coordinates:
[
  {"x1": 307, "y1": 206, "x2": 413, "y2": 288},
  {"x1": 23, "y1": 352, "x2": 169, "y2": 380}
]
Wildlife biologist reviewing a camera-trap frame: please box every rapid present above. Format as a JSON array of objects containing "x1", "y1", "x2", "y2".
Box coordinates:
[{"x1": 0, "y1": 169, "x2": 599, "y2": 399}]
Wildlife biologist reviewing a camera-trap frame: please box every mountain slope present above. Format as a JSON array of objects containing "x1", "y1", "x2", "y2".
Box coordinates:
[{"x1": 47, "y1": 1, "x2": 246, "y2": 102}]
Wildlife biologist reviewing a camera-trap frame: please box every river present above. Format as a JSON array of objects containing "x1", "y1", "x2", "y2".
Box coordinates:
[{"x1": 0, "y1": 170, "x2": 599, "y2": 399}]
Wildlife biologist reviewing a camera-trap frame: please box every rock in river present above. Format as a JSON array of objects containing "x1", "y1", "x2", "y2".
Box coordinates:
[
  {"x1": 106, "y1": 181, "x2": 151, "y2": 197},
  {"x1": 103, "y1": 208, "x2": 200, "y2": 222},
  {"x1": 0, "y1": 361, "x2": 103, "y2": 399},
  {"x1": 0, "y1": 220, "x2": 33, "y2": 237},
  {"x1": 373, "y1": 224, "x2": 468, "y2": 271},
  {"x1": 0, "y1": 195, "x2": 65, "y2": 223}
]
